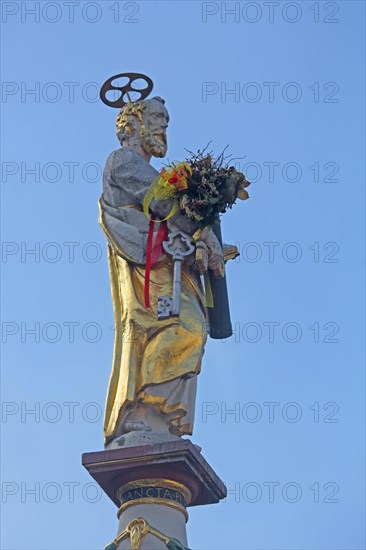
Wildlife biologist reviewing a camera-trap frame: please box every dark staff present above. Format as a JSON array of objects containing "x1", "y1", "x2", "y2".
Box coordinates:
[{"x1": 207, "y1": 223, "x2": 235, "y2": 340}]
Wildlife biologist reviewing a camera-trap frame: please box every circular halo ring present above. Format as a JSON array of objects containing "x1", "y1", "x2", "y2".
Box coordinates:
[{"x1": 100, "y1": 72, "x2": 154, "y2": 108}]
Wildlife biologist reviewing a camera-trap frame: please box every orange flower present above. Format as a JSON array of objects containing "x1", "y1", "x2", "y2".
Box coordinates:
[
  {"x1": 168, "y1": 171, "x2": 179, "y2": 184},
  {"x1": 162, "y1": 167, "x2": 188, "y2": 190},
  {"x1": 158, "y1": 163, "x2": 190, "y2": 192}
]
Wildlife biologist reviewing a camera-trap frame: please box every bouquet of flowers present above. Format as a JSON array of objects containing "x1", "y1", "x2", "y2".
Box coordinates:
[{"x1": 143, "y1": 145, "x2": 251, "y2": 228}]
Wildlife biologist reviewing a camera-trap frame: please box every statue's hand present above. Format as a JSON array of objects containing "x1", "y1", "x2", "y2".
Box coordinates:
[
  {"x1": 196, "y1": 241, "x2": 208, "y2": 274},
  {"x1": 196, "y1": 228, "x2": 224, "y2": 279},
  {"x1": 209, "y1": 254, "x2": 225, "y2": 279}
]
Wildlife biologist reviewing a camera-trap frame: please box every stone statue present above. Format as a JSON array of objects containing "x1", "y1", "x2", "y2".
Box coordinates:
[{"x1": 99, "y1": 96, "x2": 225, "y2": 449}]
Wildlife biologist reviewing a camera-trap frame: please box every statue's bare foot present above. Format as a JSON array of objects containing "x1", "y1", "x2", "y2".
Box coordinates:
[{"x1": 123, "y1": 419, "x2": 152, "y2": 433}]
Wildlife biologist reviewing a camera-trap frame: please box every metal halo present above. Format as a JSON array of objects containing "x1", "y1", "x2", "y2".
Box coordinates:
[{"x1": 100, "y1": 72, "x2": 154, "y2": 108}]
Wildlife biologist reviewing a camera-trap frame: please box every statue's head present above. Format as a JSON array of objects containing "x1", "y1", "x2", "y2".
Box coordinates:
[{"x1": 116, "y1": 96, "x2": 169, "y2": 158}]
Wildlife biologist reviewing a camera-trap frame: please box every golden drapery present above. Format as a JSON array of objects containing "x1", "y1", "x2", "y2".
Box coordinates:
[{"x1": 103, "y1": 244, "x2": 208, "y2": 444}]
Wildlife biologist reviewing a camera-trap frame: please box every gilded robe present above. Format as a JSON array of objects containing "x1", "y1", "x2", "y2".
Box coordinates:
[{"x1": 99, "y1": 147, "x2": 207, "y2": 444}]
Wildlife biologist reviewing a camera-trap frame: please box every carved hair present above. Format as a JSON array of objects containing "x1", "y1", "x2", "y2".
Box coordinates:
[{"x1": 116, "y1": 96, "x2": 165, "y2": 144}]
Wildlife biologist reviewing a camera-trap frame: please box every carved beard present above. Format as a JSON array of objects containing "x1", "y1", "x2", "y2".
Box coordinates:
[{"x1": 140, "y1": 125, "x2": 167, "y2": 158}]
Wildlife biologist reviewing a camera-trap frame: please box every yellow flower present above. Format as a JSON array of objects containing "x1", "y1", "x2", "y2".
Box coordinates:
[{"x1": 159, "y1": 162, "x2": 191, "y2": 192}]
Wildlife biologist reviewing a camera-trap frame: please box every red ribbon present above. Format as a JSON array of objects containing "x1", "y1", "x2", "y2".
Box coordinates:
[{"x1": 144, "y1": 219, "x2": 168, "y2": 308}]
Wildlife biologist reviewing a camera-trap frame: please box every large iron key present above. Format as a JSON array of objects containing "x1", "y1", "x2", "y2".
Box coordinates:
[{"x1": 157, "y1": 231, "x2": 195, "y2": 320}]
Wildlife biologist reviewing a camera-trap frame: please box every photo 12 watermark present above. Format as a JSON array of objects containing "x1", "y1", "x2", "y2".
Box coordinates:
[
  {"x1": 232, "y1": 241, "x2": 340, "y2": 264},
  {"x1": 1, "y1": 400, "x2": 340, "y2": 425},
  {"x1": 221, "y1": 481, "x2": 340, "y2": 504},
  {"x1": 1, "y1": 1, "x2": 140, "y2": 24},
  {"x1": 1, "y1": 160, "x2": 340, "y2": 185},
  {"x1": 1, "y1": 320, "x2": 340, "y2": 345},
  {"x1": 2, "y1": 161, "x2": 102, "y2": 184},
  {"x1": 2, "y1": 241, "x2": 104, "y2": 264},
  {"x1": 201, "y1": 401, "x2": 340, "y2": 424},
  {"x1": 1, "y1": 481, "x2": 102, "y2": 503},
  {"x1": 202, "y1": 81, "x2": 340, "y2": 103},
  {"x1": 1, "y1": 241, "x2": 340, "y2": 264},
  {"x1": 201, "y1": 2, "x2": 340, "y2": 24}
]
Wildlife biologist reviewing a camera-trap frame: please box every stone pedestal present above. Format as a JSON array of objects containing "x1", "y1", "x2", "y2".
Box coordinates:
[{"x1": 82, "y1": 439, "x2": 226, "y2": 549}]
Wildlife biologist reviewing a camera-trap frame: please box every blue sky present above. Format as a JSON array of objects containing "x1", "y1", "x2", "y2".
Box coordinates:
[{"x1": 1, "y1": 1, "x2": 365, "y2": 549}]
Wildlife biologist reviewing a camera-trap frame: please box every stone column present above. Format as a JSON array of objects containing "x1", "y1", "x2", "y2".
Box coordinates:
[
  {"x1": 117, "y1": 488, "x2": 188, "y2": 549},
  {"x1": 82, "y1": 440, "x2": 226, "y2": 549}
]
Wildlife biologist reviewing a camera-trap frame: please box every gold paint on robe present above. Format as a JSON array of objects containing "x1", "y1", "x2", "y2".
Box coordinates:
[{"x1": 103, "y1": 245, "x2": 207, "y2": 444}]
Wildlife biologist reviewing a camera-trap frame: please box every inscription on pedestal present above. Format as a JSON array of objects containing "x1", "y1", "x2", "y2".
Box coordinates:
[{"x1": 121, "y1": 487, "x2": 187, "y2": 508}]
